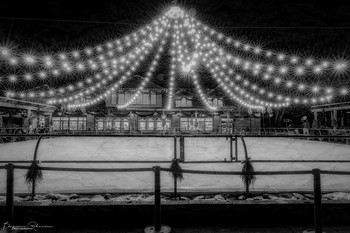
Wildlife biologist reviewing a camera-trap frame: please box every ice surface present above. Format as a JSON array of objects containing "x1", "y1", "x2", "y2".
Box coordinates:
[{"x1": 0, "y1": 137, "x2": 349, "y2": 194}]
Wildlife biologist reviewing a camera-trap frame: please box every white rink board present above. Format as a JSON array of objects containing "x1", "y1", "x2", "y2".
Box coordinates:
[{"x1": 0, "y1": 137, "x2": 350, "y2": 194}]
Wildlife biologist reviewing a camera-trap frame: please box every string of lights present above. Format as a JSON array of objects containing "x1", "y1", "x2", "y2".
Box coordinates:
[
  {"x1": 6, "y1": 33, "x2": 159, "y2": 99},
  {"x1": 0, "y1": 16, "x2": 166, "y2": 70},
  {"x1": 117, "y1": 22, "x2": 170, "y2": 109},
  {"x1": 203, "y1": 40, "x2": 341, "y2": 96},
  {"x1": 166, "y1": 20, "x2": 179, "y2": 110},
  {"x1": 0, "y1": 6, "x2": 348, "y2": 110},
  {"x1": 66, "y1": 19, "x2": 169, "y2": 108},
  {"x1": 192, "y1": 17, "x2": 349, "y2": 76},
  {"x1": 201, "y1": 41, "x2": 335, "y2": 105}
]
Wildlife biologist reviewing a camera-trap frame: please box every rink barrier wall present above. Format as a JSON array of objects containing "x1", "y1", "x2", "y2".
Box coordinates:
[
  {"x1": 1, "y1": 134, "x2": 350, "y2": 164},
  {"x1": 2, "y1": 164, "x2": 350, "y2": 233},
  {"x1": 1, "y1": 134, "x2": 350, "y2": 232},
  {"x1": 1, "y1": 134, "x2": 350, "y2": 165}
]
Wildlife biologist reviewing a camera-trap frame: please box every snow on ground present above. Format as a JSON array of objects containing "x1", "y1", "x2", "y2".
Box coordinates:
[{"x1": 0, "y1": 137, "x2": 350, "y2": 194}]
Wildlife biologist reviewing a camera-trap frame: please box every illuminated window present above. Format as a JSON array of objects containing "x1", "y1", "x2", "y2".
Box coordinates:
[
  {"x1": 78, "y1": 117, "x2": 86, "y2": 130},
  {"x1": 175, "y1": 97, "x2": 193, "y2": 107},
  {"x1": 139, "y1": 118, "x2": 146, "y2": 130},
  {"x1": 122, "y1": 119, "x2": 129, "y2": 130},
  {"x1": 155, "y1": 118, "x2": 171, "y2": 131},
  {"x1": 180, "y1": 118, "x2": 190, "y2": 130},
  {"x1": 205, "y1": 118, "x2": 213, "y2": 131},
  {"x1": 151, "y1": 92, "x2": 157, "y2": 104},
  {"x1": 53, "y1": 117, "x2": 61, "y2": 130},
  {"x1": 113, "y1": 119, "x2": 121, "y2": 130},
  {"x1": 69, "y1": 117, "x2": 78, "y2": 130},
  {"x1": 105, "y1": 119, "x2": 113, "y2": 130},
  {"x1": 116, "y1": 91, "x2": 161, "y2": 106},
  {"x1": 148, "y1": 121, "x2": 155, "y2": 130},
  {"x1": 62, "y1": 117, "x2": 69, "y2": 130}
]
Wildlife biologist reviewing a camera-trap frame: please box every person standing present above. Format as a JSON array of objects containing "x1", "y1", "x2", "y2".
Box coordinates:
[{"x1": 302, "y1": 120, "x2": 310, "y2": 135}]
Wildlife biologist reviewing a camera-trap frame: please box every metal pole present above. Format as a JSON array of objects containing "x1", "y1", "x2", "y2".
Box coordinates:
[
  {"x1": 235, "y1": 135, "x2": 238, "y2": 161},
  {"x1": 154, "y1": 166, "x2": 161, "y2": 231},
  {"x1": 31, "y1": 136, "x2": 43, "y2": 200},
  {"x1": 174, "y1": 136, "x2": 177, "y2": 160},
  {"x1": 312, "y1": 169, "x2": 323, "y2": 233},
  {"x1": 6, "y1": 163, "x2": 14, "y2": 225},
  {"x1": 230, "y1": 136, "x2": 233, "y2": 161},
  {"x1": 173, "y1": 136, "x2": 178, "y2": 199},
  {"x1": 180, "y1": 136, "x2": 185, "y2": 162}
]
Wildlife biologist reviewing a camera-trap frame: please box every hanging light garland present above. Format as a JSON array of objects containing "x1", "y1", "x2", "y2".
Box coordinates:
[
  {"x1": 203, "y1": 40, "x2": 337, "y2": 96},
  {"x1": 7, "y1": 34, "x2": 158, "y2": 99},
  {"x1": 193, "y1": 18, "x2": 349, "y2": 76},
  {"x1": 0, "y1": 16, "x2": 166, "y2": 71},
  {"x1": 166, "y1": 20, "x2": 179, "y2": 110},
  {"x1": 0, "y1": 6, "x2": 348, "y2": 110},
  {"x1": 66, "y1": 19, "x2": 170, "y2": 108},
  {"x1": 117, "y1": 22, "x2": 170, "y2": 109}
]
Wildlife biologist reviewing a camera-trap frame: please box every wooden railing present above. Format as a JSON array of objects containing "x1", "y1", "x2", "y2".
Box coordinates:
[
  {"x1": 1, "y1": 134, "x2": 350, "y2": 232},
  {"x1": 2, "y1": 163, "x2": 350, "y2": 233}
]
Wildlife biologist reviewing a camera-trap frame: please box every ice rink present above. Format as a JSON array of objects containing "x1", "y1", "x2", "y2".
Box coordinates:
[{"x1": 0, "y1": 136, "x2": 350, "y2": 194}]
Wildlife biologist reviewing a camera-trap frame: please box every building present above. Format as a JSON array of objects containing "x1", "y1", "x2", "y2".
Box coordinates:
[
  {"x1": 0, "y1": 96, "x2": 56, "y2": 134},
  {"x1": 311, "y1": 101, "x2": 350, "y2": 129},
  {"x1": 51, "y1": 88, "x2": 261, "y2": 134}
]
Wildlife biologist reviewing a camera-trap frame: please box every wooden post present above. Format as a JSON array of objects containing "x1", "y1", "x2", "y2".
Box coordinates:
[
  {"x1": 312, "y1": 169, "x2": 323, "y2": 233},
  {"x1": 180, "y1": 136, "x2": 185, "y2": 162},
  {"x1": 154, "y1": 166, "x2": 161, "y2": 231},
  {"x1": 6, "y1": 163, "x2": 14, "y2": 225}
]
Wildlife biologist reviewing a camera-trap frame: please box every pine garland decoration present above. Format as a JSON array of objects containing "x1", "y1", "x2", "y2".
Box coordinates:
[
  {"x1": 169, "y1": 158, "x2": 184, "y2": 181},
  {"x1": 25, "y1": 160, "x2": 43, "y2": 186}
]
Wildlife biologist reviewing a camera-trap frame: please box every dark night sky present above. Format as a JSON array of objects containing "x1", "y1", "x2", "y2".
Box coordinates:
[
  {"x1": 0, "y1": 0, "x2": 350, "y2": 55},
  {"x1": 0, "y1": 0, "x2": 350, "y2": 105}
]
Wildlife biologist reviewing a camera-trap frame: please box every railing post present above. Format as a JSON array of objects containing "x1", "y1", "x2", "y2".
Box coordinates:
[
  {"x1": 6, "y1": 163, "x2": 14, "y2": 225},
  {"x1": 313, "y1": 169, "x2": 323, "y2": 233},
  {"x1": 173, "y1": 136, "x2": 178, "y2": 199},
  {"x1": 154, "y1": 166, "x2": 161, "y2": 231},
  {"x1": 145, "y1": 166, "x2": 171, "y2": 233},
  {"x1": 173, "y1": 136, "x2": 177, "y2": 160},
  {"x1": 31, "y1": 136, "x2": 43, "y2": 200},
  {"x1": 180, "y1": 136, "x2": 185, "y2": 162},
  {"x1": 234, "y1": 135, "x2": 238, "y2": 161},
  {"x1": 230, "y1": 136, "x2": 233, "y2": 161}
]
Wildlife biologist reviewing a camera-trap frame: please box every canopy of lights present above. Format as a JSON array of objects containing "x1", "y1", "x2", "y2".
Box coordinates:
[{"x1": 0, "y1": 6, "x2": 349, "y2": 111}]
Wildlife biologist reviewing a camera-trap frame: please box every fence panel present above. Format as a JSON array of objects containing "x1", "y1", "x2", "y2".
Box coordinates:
[{"x1": 183, "y1": 137, "x2": 231, "y2": 162}]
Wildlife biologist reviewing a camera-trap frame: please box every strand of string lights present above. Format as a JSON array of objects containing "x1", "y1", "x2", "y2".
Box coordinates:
[
  {"x1": 191, "y1": 17, "x2": 349, "y2": 76},
  {"x1": 0, "y1": 16, "x2": 165, "y2": 70},
  {"x1": 178, "y1": 14, "x2": 217, "y2": 110},
  {"x1": 117, "y1": 22, "x2": 170, "y2": 109},
  {"x1": 0, "y1": 17, "x2": 166, "y2": 85},
  {"x1": 203, "y1": 40, "x2": 340, "y2": 96},
  {"x1": 201, "y1": 40, "x2": 334, "y2": 105},
  {"x1": 66, "y1": 18, "x2": 170, "y2": 108},
  {"x1": 7, "y1": 33, "x2": 158, "y2": 99},
  {"x1": 182, "y1": 14, "x2": 267, "y2": 109},
  {"x1": 166, "y1": 20, "x2": 179, "y2": 110},
  {"x1": 0, "y1": 6, "x2": 349, "y2": 110}
]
